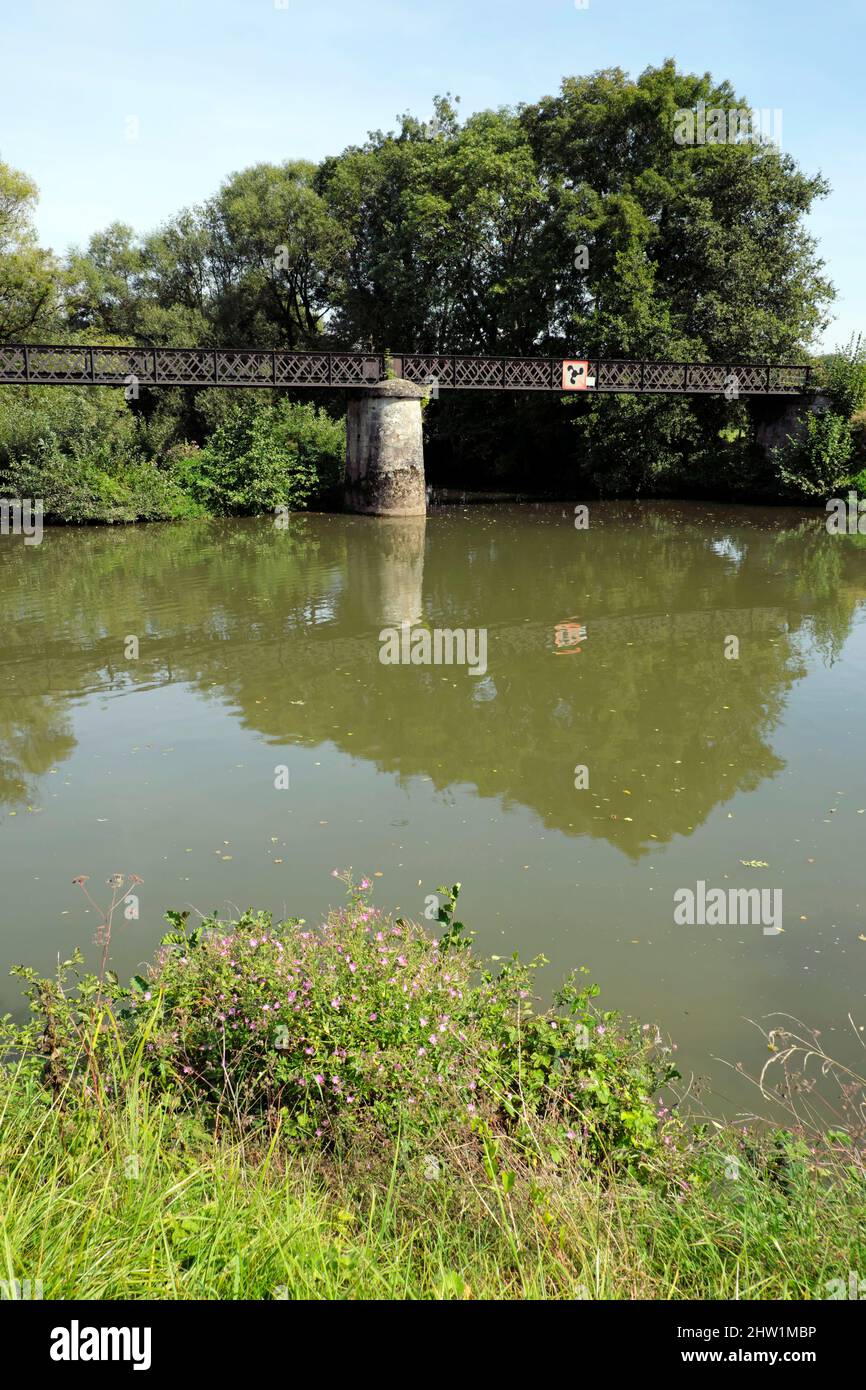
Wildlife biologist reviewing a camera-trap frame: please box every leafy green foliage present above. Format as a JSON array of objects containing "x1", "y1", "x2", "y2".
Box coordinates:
[
  {"x1": 0, "y1": 384, "x2": 344, "y2": 522},
  {"x1": 2, "y1": 884, "x2": 863, "y2": 1300},
  {"x1": 774, "y1": 408, "x2": 854, "y2": 500},
  {"x1": 770, "y1": 339, "x2": 866, "y2": 500},
  {"x1": 174, "y1": 398, "x2": 344, "y2": 514},
  {"x1": 0, "y1": 160, "x2": 61, "y2": 339},
  {"x1": 0, "y1": 384, "x2": 199, "y2": 522},
  {"x1": 822, "y1": 335, "x2": 866, "y2": 419}
]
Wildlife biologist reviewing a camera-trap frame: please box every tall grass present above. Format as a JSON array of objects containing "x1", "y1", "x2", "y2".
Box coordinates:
[{"x1": 1, "y1": 1045, "x2": 863, "y2": 1300}]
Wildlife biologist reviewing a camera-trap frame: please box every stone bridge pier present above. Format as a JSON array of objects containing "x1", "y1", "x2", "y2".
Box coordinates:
[{"x1": 343, "y1": 378, "x2": 427, "y2": 516}]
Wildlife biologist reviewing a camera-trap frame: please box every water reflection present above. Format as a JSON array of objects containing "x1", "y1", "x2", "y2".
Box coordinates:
[{"x1": 1, "y1": 504, "x2": 863, "y2": 859}]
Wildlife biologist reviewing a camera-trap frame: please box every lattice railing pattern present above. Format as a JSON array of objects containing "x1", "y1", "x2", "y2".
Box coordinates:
[
  {"x1": 29, "y1": 347, "x2": 92, "y2": 381},
  {"x1": 397, "y1": 355, "x2": 449, "y2": 386},
  {"x1": 330, "y1": 354, "x2": 381, "y2": 384},
  {"x1": 597, "y1": 360, "x2": 643, "y2": 391},
  {"x1": 644, "y1": 362, "x2": 688, "y2": 392},
  {"x1": 91, "y1": 348, "x2": 153, "y2": 381},
  {"x1": 457, "y1": 357, "x2": 500, "y2": 387},
  {"x1": 0, "y1": 346, "x2": 811, "y2": 394},
  {"x1": 216, "y1": 352, "x2": 273, "y2": 385},
  {"x1": 0, "y1": 347, "x2": 27, "y2": 380},
  {"x1": 155, "y1": 349, "x2": 216, "y2": 384},
  {"x1": 505, "y1": 357, "x2": 554, "y2": 389},
  {"x1": 767, "y1": 365, "x2": 809, "y2": 394},
  {"x1": 276, "y1": 354, "x2": 329, "y2": 385}
]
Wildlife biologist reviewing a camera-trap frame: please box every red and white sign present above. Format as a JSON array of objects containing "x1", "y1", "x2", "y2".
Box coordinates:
[{"x1": 562, "y1": 359, "x2": 591, "y2": 390}]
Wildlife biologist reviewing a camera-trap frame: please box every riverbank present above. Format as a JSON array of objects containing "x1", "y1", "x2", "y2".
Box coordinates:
[{"x1": 1, "y1": 882, "x2": 863, "y2": 1300}]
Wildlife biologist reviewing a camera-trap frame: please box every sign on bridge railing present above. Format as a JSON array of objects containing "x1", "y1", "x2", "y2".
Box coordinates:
[{"x1": 561, "y1": 360, "x2": 596, "y2": 391}]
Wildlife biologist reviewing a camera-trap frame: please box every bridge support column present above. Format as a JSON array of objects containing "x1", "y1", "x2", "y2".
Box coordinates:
[{"x1": 344, "y1": 379, "x2": 427, "y2": 516}]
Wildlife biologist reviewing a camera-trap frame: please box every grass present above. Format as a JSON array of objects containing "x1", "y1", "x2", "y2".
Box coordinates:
[{"x1": 1, "y1": 1071, "x2": 863, "y2": 1300}]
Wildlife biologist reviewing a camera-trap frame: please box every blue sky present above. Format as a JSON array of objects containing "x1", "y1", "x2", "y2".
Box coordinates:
[{"x1": 1, "y1": 0, "x2": 862, "y2": 349}]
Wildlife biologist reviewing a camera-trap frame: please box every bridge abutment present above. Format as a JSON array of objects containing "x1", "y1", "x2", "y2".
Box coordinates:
[
  {"x1": 752, "y1": 390, "x2": 831, "y2": 454},
  {"x1": 344, "y1": 379, "x2": 427, "y2": 516}
]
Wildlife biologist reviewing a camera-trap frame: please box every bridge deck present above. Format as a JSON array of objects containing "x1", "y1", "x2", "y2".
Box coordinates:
[{"x1": 0, "y1": 345, "x2": 811, "y2": 395}]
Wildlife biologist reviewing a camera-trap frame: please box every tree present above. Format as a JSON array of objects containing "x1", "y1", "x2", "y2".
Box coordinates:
[
  {"x1": 520, "y1": 61, "x2": 832, "y2": 360},
  {"x1": 0, "y1": 161, "x2": 60, "y2": 339},
  {"x1": 203, "y1": 160, "x2": 349, "y2": 347},
  {"x1": 318, "y1": 95, "x2": 549, "y2": 353}
]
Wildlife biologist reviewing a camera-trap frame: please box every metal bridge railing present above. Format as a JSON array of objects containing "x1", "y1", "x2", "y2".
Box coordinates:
[{"x1": 0, "y1": 345, "x2": 812, "y2": 395}]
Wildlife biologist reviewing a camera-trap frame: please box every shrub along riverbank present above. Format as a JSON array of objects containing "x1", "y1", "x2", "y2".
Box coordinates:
[
  {"x1": 1, "y1": 878, "x2": 863, "y2": 1299},
  {"x1": 0, "y1": 386, "x2": 346, "y2": 523}
]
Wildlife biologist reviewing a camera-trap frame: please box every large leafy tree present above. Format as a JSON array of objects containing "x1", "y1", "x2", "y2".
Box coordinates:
[
  {"x1": 520, "y1": 61, "x2": 832, "y2": 360},
  {"x1": 66, "y1": 162, "x2": 348, "y2": 350},
  {"x1": 202, "y1": 160, "x2": 350, "y2": 348},
  {"x1": 317, "y1": 65, "x2": 831, "y2": 363},
  {"x1": 317, "y1": 95, "x2": 548, "y2": 353}
]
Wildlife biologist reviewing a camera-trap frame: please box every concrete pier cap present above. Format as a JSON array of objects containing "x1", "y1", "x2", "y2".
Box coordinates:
[{"x1": 343, "y1": 377, "x2": 428, "y2": 516}]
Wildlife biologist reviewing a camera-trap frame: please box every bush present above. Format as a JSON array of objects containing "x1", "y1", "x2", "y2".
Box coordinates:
[
  {"x1": 0, "y1": 384, "x2": 345, "y2": 522},
  {"x1": 771, "y1": 334, "x2": 866, "y2": 500},
  {"x1": 822, "y1": 334, "x2": 866, "y2": 419},
  {"x1": 174, "y1": 397, "x2": 345, "y2": 515},
  {"x1": 4, "y1": 879, "x2": 674, "y2": 1174},
  {"x1": 0, "y1": 385, "x2": 200, "y2": 522},
  {"x1": 774, "y1": 407, "x2": 854, "y2": 500}
]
